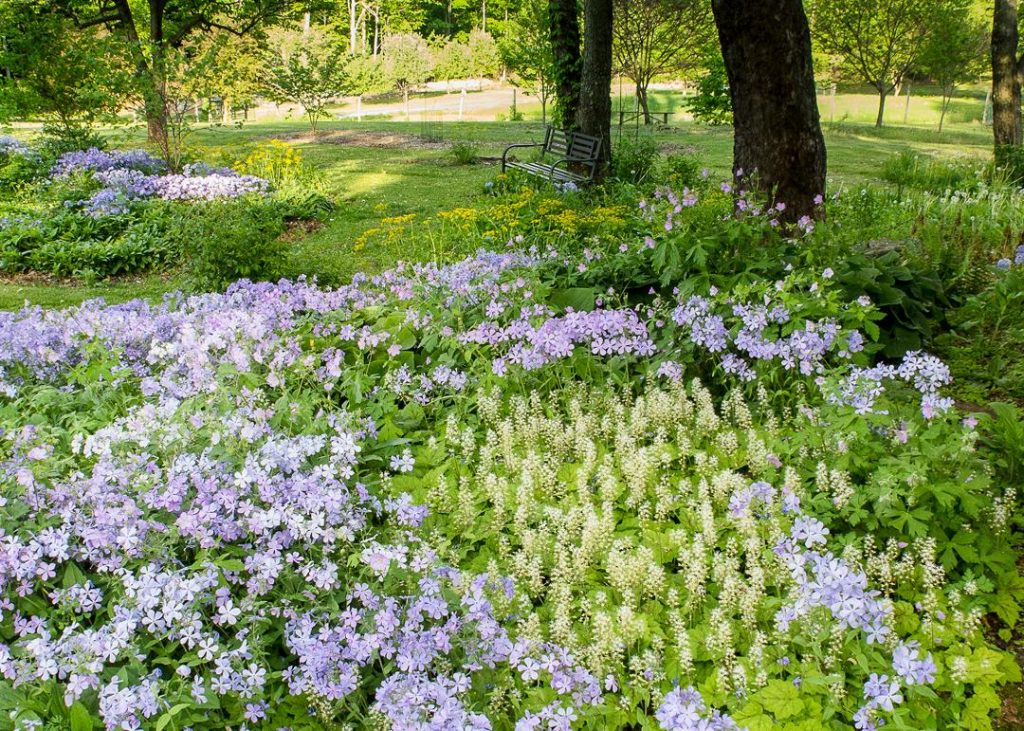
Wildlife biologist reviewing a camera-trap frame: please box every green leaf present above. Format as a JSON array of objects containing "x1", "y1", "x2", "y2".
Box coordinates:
[
  {"x1": 155, "y1": 703, "x2": 193, "y2": 731},
  {"x1": 961, "y1": 686, "x2": 1000, "y2": 731},
  {"x1": 0, "y1": 682, "x2": 25, "y2": 711},
  {"x1": 732, "y1": 702, "x2": 775, "y2": 731},
  {"x1": 549, "y1": 287, "x2": 596, "y2": 312},
  {"x1": 753, "y1": 680, "x2": 804, "y2": 720},
  {"x1": 69, "y1": 701, "x2": 92, "y2": 731},
  {"x1": 965, "y1": 647, "x2": 1010, "y2": 685}
]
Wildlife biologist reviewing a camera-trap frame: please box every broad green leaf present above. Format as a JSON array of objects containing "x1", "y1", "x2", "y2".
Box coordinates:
[
  {"x1": 753, "y1": 680, "x2": 804, "y2": 720},
  {"x1": 69, "y1": 702, "x2": 92, "y2": 731}
]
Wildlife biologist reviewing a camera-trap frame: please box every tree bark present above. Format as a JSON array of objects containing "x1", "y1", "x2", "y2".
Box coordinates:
[
  {"x1": 875, "y1": 88, "x2": 887, "y2": 128},
  {"x1": 548, "y1": 0, "x2": 582, "y2": 128},
  {"x1": 711, "y1": 0, "x2": 826, "y2": 222},
  {"x1": 637, "y1": 81, "x2": 651, "y2": 124},
  {"x1": 577, "y1": 0, "x2": 613, "y2": 176},
  {"x1": 147, "y1": 0, "x2": 168, "y2": 147},
  {"x1": 992, "y1": 0, "x2": 1022, "y2": 161},
  {"x1": 938, "y1": 83, "x2": 955, "y2": 133}
]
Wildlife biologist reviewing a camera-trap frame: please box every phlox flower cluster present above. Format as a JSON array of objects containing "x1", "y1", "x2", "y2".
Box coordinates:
[
  {"x1": 284, "y1": 574, "x2": 599, "y2": 729},
  {"x1": 0, "y1": 135, "x2": 34, "y2": 158},
  {"x1": 655, "y1": 686, "x2": 742, "y2": 731},
  {"x1": 460, "y1": 306, "x2": 655, "y2": 370},
  {"x1": 772, "y1": 490, "x2": 937, "y2": 729},
  {"x1": 50, "y1": 148, "x2": 166, "y2": 177},
  {"x1": 996, "y1": 244, "x2": 1024, "y2": 269},
  {"x1": 0, "y1": 383, "x2": 591, "y2": 729},
  {"x1": 76, "y1": 165, "x2": 268, "y2": 217},
  {"x1": 832, "y1": 350, "x2": 953, "y2": 419},
  {"x1": 660, "y1": 280, "x2": 953, "y2": 420},
  {"x1": 153, "y1": 172, "x2": 269, "y2": 202},
  {"x1": 669, "y1": 290, "x2": 853, "y2": 380}
]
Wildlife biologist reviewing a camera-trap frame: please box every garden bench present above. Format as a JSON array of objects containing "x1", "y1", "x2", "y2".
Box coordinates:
[{"x1": 501, "y1": 126, "x2": 602, "y2": 186}]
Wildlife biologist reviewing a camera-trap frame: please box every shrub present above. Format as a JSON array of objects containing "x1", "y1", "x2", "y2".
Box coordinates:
[
  {"x1": 610, "y1": 134, "x2": 660, "y2": 185},
  {"x1": 233, "y1": 139, "x2": 319, "y2": 188},
  {"x1": 38, "y1": 122, "x2": 107, "y2": 158},
  {"x1": 178, "y1": 197, "x2": 288, "y2": 289},
  {"x1": 661, "y1": 151, "x2": 705, "y2": 189}
]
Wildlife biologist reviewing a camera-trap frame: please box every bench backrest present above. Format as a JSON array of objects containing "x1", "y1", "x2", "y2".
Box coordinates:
[
  {"x1": 568, "y1": 132, "x2": 601, "y2": 162},
  {"x1": 545, "y1": 127, "x2": 572, "y2": 156},
  {"x1": 543, "y1": 127, "x2": 601, "y2": 161}
]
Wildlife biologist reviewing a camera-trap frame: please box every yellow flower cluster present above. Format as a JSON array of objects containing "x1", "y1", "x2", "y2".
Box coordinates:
[
  {"x1": 235, "y1": 139, "x2": 304, "y2": 186},
  {"x1": 350, "y1": 187, "x2": 628, "y2": 258}
]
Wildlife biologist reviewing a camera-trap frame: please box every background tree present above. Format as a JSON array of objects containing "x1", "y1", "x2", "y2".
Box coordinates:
[
  {"x1": 548, "y1": 0, "x2": 583, "y2": 127},
  {"x1": 712, "y1": 0, "x2": 826, "y2": 221},
  {"x1": 500, "y1": 0, "x2": 556, "y2": 122},
  {"x1": 992, "y1": 0, "x2": 1022, "y2": 161},
  {"x1": 346, "y1": 52, "x2": 388, "y2": 97},
  {"x1": 576, "y1": 0, "x2": 612, "y2": 174},
  {"x1": 813, "y1": 0, "x2": 940, "y2": 127},
  {"x1": 467, "y1": 29, "x2": 501, "y2": 78},
  {"x1": 0, "y1": 9, "x2": 129, "y2": 139},
  {"x1": 433, "y1": 38, "x2": 473, "y2": 87},
  {"x1": 186, "y1": 32, "x2": 263, "y2": 124},
  {"x1": 685, "y1": 47, "x2": 732, "y2": 125},
  {"x1": 612, "y1": 0, "x2": 714, "y2": 124},
  {"x1": 918, "y1": 0, "x2": 987, "y2": 132},
  {"x1": 35, "y1": 0, "x2": 308, "y2": 145},
  {"x1": 382, "y1": 32, "x2": 434, "y2": 107},
  {"x1": 263, "y1": 23, "x2": 350, "y2": 133}
]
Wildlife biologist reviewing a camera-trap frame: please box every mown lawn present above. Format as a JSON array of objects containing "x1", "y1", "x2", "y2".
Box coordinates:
[{"x1": 0, "y1": 101, "x2": 997, "y2": 310}]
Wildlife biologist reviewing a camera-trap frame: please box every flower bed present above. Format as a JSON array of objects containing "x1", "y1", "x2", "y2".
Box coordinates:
[
  {"x1": 0, "y1": 186, "x2": 1020, "y2": 730},
  {"x1": 0, "y1": 140, "x2": 327, "y2": 283}
]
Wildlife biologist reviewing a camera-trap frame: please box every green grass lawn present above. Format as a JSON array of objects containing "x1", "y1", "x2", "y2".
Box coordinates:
[{"x1": 0, "y1": 95, "x2": 999, "y2": 311}]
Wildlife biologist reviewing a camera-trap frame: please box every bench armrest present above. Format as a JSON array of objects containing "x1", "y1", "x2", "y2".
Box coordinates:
[
  {"x1": 502, "y1": 142, "x2": 545, "y2": 171},
  {"x1": 548, "y1": 154, "x2": 599, "y2": 181}
]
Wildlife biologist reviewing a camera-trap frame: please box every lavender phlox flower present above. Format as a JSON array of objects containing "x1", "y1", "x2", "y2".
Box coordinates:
[
  {"x1": 892, "y1": 641, "x2": 936, "y2": 686},
  {"x1": 862, "y1": 673, "x2": 903, "y2": 712},
  {"x1": 153, "y1": 173, "x2": 268, "y2": 201},
  {"x1": 51, "y1": 148, "x2": 165, "y2": 177},
  {"x1": 656, "y1": 360, "x2": 684, "y2": 382},
  {"x1": 655, "y1": 686, "x2": 743, "y2": 730},
  {"x1": 728, "y1": 480, "x2": 775, "y2": 519},
  {"x1": 897, "y1": 351, "x2": 950, "y2": 394},
  {"x1": 0, "y1": 136, "x2": 34, "y2": 158}
]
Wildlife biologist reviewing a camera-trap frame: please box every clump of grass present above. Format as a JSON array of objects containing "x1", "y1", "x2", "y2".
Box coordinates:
[
  {"x1": 880, "y1": 149, "x2": 979, "y2": 196},
  {"x1": 448, "y1": 141, "x2": 479, "y2": 166}
]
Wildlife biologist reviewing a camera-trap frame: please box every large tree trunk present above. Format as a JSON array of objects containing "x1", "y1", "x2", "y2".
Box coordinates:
[
  {"x1": 146, "y1": 102, "x2": 167, "y2": 146},
  {"x1": 548, "y1": 0, "x2": 583, "y2": 128},
  {"x1": 875, "y1": 87, "x2": 888, "y2": 128},
  {"x1": 711, "y1": 0, "x2": 826, "y2": 222},
  {"x1": 577, "y1": 0, "x2": 613, "y2": 177},
  {"x1": 143, "y1": 58, "x2": 168, "y2": 147},
  {"x1": 145, "y1": 0, "x2": 167, "y2": 146},
  {"x1": 992, "y1": 0, "x2": 1022, "y2": 162}
]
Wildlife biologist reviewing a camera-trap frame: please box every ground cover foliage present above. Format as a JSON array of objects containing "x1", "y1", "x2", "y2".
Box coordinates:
[
  {"x1": 1, "y1": 148, "x2": 1024, "y2": 730},
  {"x1": 0, "y1": 136, "x2": 331, "y2": 289}
]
